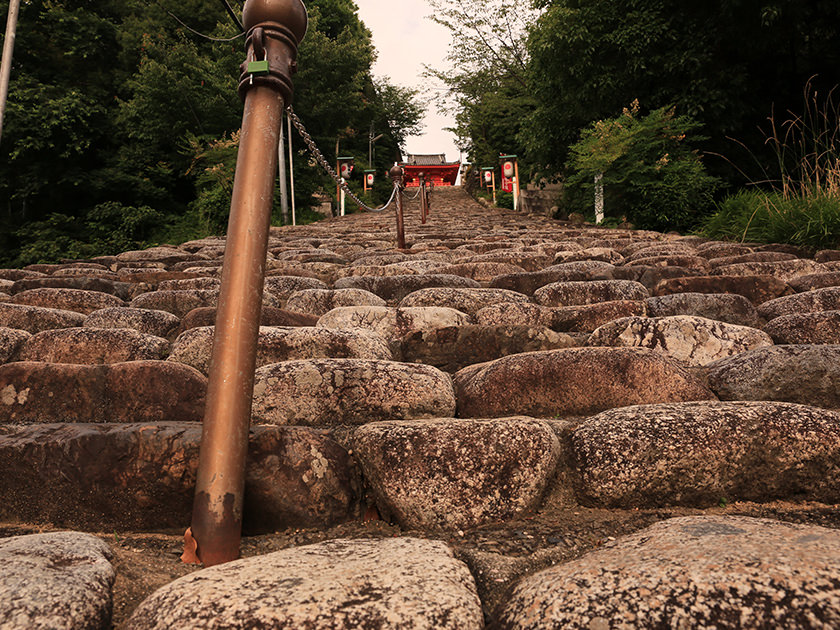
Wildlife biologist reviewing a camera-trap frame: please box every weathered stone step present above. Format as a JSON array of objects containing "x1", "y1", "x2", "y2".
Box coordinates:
[
  {"x1": 3, "y1": 185, "x2": 840, "y2": 628},
  {"x1": 0, "y1": 422, "x2": 356, "y2": 531},
  {"x1": 498, "y1": 515, "x2": 840, "y2": 628},
  {"x1": 0, "y1": 361, "x2": 206, "y2": 423},
  {"x1": 168, "y1": 325, "x2": 392, "y2": 374},
  {"x1": 453, "y1": 347, "x2": 715, "y2": 418}
]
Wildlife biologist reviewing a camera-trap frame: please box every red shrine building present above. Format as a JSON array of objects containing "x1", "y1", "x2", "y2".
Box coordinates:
[{"x1": 400, "y1": 154, "x2": 461, "y2": 187}]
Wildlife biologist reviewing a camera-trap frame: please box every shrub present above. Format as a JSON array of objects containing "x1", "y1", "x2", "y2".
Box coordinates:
[
  {"x1": 496, "y1": 191, "x2": 514, "y2": 209},
  {"x1": 560, "y1": 101, "x2": 719, "y2": 232}
]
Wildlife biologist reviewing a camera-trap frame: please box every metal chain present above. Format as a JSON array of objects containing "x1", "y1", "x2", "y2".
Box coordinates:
[{"x1": 286, "y1": 106, "x2": 399, "y2": 214}]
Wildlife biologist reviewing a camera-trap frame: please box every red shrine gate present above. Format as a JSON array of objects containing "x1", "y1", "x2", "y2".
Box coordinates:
[{"x1": 400, "y1": 154, "x2": 461, "y2": 187}]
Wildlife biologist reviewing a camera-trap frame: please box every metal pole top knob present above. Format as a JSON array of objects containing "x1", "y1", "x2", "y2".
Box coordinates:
[
  {"x1": 243, "y1": 0, "x2": 308, "y2": 38},
  {"x1": 389, "y1": 163, "x2": 403, "y2": 181}
]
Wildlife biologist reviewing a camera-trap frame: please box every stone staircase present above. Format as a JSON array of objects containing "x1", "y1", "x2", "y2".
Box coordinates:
[{"x1": 2, "y1": 186, "x2": 840, "y2": 628}]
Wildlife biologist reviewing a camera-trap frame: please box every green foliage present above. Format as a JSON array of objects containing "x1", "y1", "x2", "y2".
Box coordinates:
[
  {"x1": 524, "y1": 0, "x2": 840, "y2": 181},
  {"x1": 702, "y1": 190, "x2": 840, "y2": 250},
  {"x1": 496, "y1": 191, "x2": 514, "y2": 210},
  {"x1": 704, "y1": 80, "x2": 840, "y2": 251},
  {"x1": 14, "y1": 202, "x2": 165, "y2": 266},
  {"x1": 562, "y1": 102, "x2": 719, "y2": 232},
  {"x1": 0, "y1": 0, "x2": 423, "y2": 265},
  {"x1": 425, "y1": 0, "x2": 538, "y2": 169}
]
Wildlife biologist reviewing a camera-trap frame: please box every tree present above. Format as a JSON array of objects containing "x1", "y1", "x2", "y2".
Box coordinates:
[
  {"x1": 0, "y1": 0, "x2": 423, "y2": 264},
  {"x1": 524, "y1": 0, "x2": 840, "y2": 182},
  {"x1": 562, "y1": 101, "x2": 719, "y2": 231},
  {"x1": 424, "y1": 0, "x2": 539, "y2": 169}
]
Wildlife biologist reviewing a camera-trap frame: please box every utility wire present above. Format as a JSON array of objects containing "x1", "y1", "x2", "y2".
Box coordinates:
[
  {"x1": 167, "y1": 11, "x2": 245, "y2": 42},
  {"x1": 218, "y1": 0, "x2": 244, "y2": 33}
]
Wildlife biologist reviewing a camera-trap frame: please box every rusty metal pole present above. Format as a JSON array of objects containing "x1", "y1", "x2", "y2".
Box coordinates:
[
  {"x1": 184, "y1": 0, "x2": 307, "y2": 568},
  {"x1": 389, "y1": 163, "x2": 406, "y2": 249}
]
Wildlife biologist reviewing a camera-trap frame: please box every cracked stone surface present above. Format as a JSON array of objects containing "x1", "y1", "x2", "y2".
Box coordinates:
[{"x1": 587, "y1": 315, "x2": 773, "y2": 366}]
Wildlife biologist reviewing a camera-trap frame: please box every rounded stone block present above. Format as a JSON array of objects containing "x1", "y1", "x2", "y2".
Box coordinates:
[
  {"x1": 706, "y1": 345, "x2": 840, "y2": 409},
  {"x1": 400, "y1": 324, "x2": 576, "y2": 372},
  {"x1": 0, "y1": 532, "x2": 115, "y2": 630},
  {"x1": 0, "y1": 302, "x2": 86, "y2": 334},
  {"x1": 126, "y1": 537, "x2": 482, "y2": 630},
  {"x1": 399, "y1": 287, "x2": 530, "y2": 316},
  {"x1": 0, "y1": 361, "x2": 206, "y2": 424},
  {"x1": 263, "y1": 274, "x2": 329, "y2": 301},
  {"x1": 353, "y1": 418, "x2": 560, "y2": 530},
  {"x1": 453, "y1": 347, "x2": 715, "y2": 419},
  {"x1": 652, "y1": 275, "x2": 794, "y2": 305},
  {"x1": 317, "y1": 306, "x2": 471, "y2": 341},
  {"x1": 130, "y1": 289, "x2": 220, "y2": 318},
  {"x1": 474, "y1": 303, "x2": 556, "y2": 329},
  {"x1": 587, "y1": 315, "x2": 773, "y2": 366},
  {"x1": 498, "y1": 516, "x2": 840, "y2": 629},
  {"x1": 550, "y1": 300, "x2": 648, "y2": 333},
  {"x1": 534, "y1": 280, "x2": 649, "y2": 307},
  {"x1": 177, "y1": 305, "x2": 318, "y2": 333},
  {"x1": 169, "y1": 325, "x2": 392, "y2": 374},
  {"x1": 644, "y1": 292, "x2": 759, "y2": 326},
  {"x1": 456, "y1": 251, "x2": 552, "y2": 271},
  {"x1": 10, "y1": 276, "x2": 133, "y2": 300},
  {"x1": 758, "y1": 286, "x2": 840, "y2": 321},
  {"x1": 713, "y1": 258, "x2": 825, "y2": 281},
  {"x1": 252, "y1": 358, "x2": 456, "y2": 425},
  {"x1": 571, "y1": 401, "x2": 840, "y2": 507},
  {"x1": 0, "y1": 327, "x2": 30, "y2": 363},
  {"x1": 83, "y1": 307, "x2": 180, "y2": 338},
  {"x1": 334, "y1": 273, "x2": 480, "y2": 303},
  {"x1": 763, "y1": 310, "x2": 840, "y2": 344},
  {"x1": 8, "y1": 287, "x2": 124, "y2": 315},
  {"x1": 436, "y1": 261, "x2": 526, "y2": 282},
  {"x1": 116, "y1": 245, "x2": 199, "y2": 264},
  {"x1": 156, "y1": 277, "x2": 220, "y2": 291},
  {"x1": 488, "y1": 261, "x2": 616, "y2": 295},
  {"x1": 18, "y1": 327, "x2": 169, "y2": 364},
  {"x1": 284, "y1": 288, "x2": 386, "y2": 316},
  {"x1": 130, "y1": 289, "x2": 281, "y2": 318},
  {"x1": 788, "y1": 271, "x2": 840, "y2": 292}
]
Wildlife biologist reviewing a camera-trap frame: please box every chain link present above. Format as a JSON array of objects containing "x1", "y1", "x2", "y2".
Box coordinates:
[{"x1": 286, "y1": 106, "x2": 399, "y2": 214}]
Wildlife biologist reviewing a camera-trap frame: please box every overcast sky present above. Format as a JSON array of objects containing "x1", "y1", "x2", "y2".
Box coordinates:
[{"x1": 354, "y1": 0, "x2": 461, "y2": 163}]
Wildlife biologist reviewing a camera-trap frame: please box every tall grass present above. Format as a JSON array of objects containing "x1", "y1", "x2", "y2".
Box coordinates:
[
  {"x1": 703, "y1": 189, "x2": 840, "y2": 250},
  {"x1": 703, "y1": 78, "x2": 840, "y2": 250}
]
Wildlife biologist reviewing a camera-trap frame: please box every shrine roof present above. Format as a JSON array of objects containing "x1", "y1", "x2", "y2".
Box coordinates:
[{"x1": 403, "y1": 153, "x2": 453, "y2": 166}]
